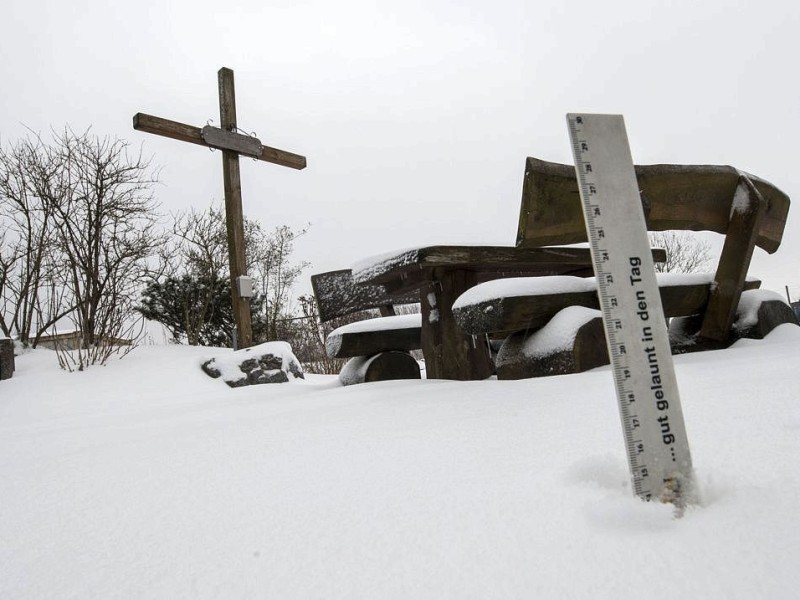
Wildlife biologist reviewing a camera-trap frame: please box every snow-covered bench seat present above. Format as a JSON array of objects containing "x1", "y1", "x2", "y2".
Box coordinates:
[
  {"x1": 453, "y1": 273, "x2": 762, "y2": 338},
  {"x1": 311, "y1": 269, "x2": 422, "y2": 385},
  {"x1": 453, "y1": 274, "x2": 799, "y2": 379},
  {"x1": 325, "y1": 313, "x2": 421, "y2": 359}
]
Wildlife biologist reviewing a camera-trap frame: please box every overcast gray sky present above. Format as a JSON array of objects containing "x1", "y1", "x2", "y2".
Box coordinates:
[{"x1": 2, "y1": 0, "x2": 798, "y2": 298}]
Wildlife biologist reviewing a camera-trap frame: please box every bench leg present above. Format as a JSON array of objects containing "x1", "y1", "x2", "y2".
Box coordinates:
[
  {"x1": 496, "y1": 312, "x2": 609, "y2": 379},
  {"x1": 700, "y1": 176, "x2": 765, "y2": 342},
  {"x1": 421, "y1": 269, "x2": 494, "y2": 380}
]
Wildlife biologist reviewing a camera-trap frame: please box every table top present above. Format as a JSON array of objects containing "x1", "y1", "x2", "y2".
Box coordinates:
[{"x1": 352, "y1": 245, "x2": 600, "y2": 293}]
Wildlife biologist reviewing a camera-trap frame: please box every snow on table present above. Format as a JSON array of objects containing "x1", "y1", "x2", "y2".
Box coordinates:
[{"x1": 351, "y1": 247, "x2": 424, "y2": 283}]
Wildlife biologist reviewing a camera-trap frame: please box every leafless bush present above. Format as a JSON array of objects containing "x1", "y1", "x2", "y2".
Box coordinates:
[
  {"x1": 0, "y1": 128, "x2": 162, "y2": 368},
  {"x1": 649, "y1": 231, "x2": 714, "y2": 274}
]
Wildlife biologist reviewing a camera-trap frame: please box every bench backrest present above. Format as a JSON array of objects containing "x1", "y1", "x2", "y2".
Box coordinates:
[
  {"x1": 311, "y1": 269, "x2": 419, "y2": 323},
  {"x1": 516, "y1": 157, "x2": 789, "y2": 253},
  {"x1": 514, "y1": 156, "x2": 791, "y2": 342}
]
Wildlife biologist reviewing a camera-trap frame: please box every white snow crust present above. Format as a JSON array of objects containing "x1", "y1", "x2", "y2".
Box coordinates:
[
  {"x1": 454, "y1": 276, "x2": 596, "y2": 310},
  {"x1": 731, "y1": 177, "x2": 754, "y2": 217},
  {"x1": 454, "y1": 272, "x2": 759, "y2": 309},
  {"x1": 734, "y1": 288, "x2": 788, "y2": 329},
  {"x1": 519, "y1": 305, "x2": 600, "y2": 358},
  {"x1": 338, "y1": 354, "x2": 375, "y2": 386},
  {"x1": 328, "y1": 313, "x2": 421, "y2": 336},
  {"x1": 351, "y1": 247, "x2": 420, "y2": 283},
  {"x1": 3, "y1": 325, "x2": 800, "y2": 598}
]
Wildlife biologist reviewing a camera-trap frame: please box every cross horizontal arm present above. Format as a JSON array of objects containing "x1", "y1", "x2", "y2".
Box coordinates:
[{"x1": 132, "y1": 112, "x2": 307, "y2": 170}]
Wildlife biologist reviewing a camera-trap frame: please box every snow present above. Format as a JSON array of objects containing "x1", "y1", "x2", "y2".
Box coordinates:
[
  {"x1": 350, "y1": 247, "x2": 421, "y2": 284},
  {"x1": 731, "y1": 176, "x2": 755, "y2": 217},
  {"x1": 328, "y1": 313, "x2": 421, "y2": 336},
  {"x1": 734, "y1": 288, "x2": 788, "y2": 330},
  {"x1": 326, "y1": 314, "x2": 421, "y2": 363},
  {"x1": 427, "y1": 291, "x2": 437, "y2": 308},
  {"x1": 337, "y1": 354, "x2": 373, "y2": 385},
  {"x1": 453, "y1": 272, "x2": 760, "y2": 310},
  {"x1": 3, "y1": 328, "x2": 800, "y2": 598},
  {"x1": 453, "y1": 276, "x2": 596, "y2": 310},
  {"x1": 506, "y1": 305, "x2": 600, "y2": 358}
]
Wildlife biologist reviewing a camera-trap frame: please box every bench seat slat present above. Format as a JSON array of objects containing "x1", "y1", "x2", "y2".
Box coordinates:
[
  {"x1": 453, "y1": 274, "x2": 761, "y2": 336},
  {"x1": 325, "y1": 313, "x2": 422, "y2": 359}
]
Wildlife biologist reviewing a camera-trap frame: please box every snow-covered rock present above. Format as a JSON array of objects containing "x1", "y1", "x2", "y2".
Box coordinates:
[{"x1": 201, "y1": 341, "x2": 304, "y2": 387}]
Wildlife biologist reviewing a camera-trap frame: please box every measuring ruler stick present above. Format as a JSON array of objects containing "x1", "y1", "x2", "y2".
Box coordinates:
[{"x1": 566, "y1": 113, "x2": 694, "y2": 504}]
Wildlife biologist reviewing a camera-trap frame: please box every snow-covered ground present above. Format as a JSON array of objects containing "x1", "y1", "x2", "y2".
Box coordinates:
[{"x1": 2, "y1": 327, "x2": 800, "y2": 599}]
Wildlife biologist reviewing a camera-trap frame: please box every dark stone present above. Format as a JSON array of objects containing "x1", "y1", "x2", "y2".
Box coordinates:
[
  {"x1": 239, "y1": 358, "x2": 259, "y2": 372},
  {"x1": 0, "y1": 338, "x2": 14, "y2": 381},
  {"x1": 258, "y1": 355, "x2": 283, "y2": 371},
  {"x1": 496, "y1": 314, "x2": 609, "y2": 380},
  {"x1": 247, "y1": 368, "x2": 289, "y2": 385},
  {"x1": 226, "y1": 374, "x2": 250, "y2": 388},
  {"x1": 735, "y1": 299, "x2": 799, "y2": 340},
  {"x1": 339, "y1": 351, "x2": 421, "y2": 386},
  {"x1": 200, "y1": 360, "x2": 221, "y2": 378}
]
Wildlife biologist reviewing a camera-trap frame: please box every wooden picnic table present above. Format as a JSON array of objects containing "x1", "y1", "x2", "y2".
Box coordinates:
[{"x1": 351, "y1": 245, "x2": 606, "y2": 380}]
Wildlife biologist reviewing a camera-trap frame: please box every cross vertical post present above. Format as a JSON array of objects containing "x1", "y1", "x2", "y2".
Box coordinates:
[{"x1": 218, "y1": 67, "x2": 252, "y2": 348}]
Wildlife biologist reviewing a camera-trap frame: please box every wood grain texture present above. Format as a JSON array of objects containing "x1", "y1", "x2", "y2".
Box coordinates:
[
  {"x1": 496, "y1": 315, "x2": 609, "y2": 380},
  {"x1": 516, "y1": 157, "x2": 789, "y2": 253},
  {"x1": 454, "y1": 279, "x2": 762, "y2": 336},
  {"x1": 355, "y1": 246, "x2": 665, "y2": 291},
  {"x1": 132, "y1": 113, "x2": 306, "y2": 169},
  {"x1": 353, "y1": 246, "x2": 594, "y2": 286},
  {"x1": 311, "y1": 270, "x2": 418, "y2": 323},
  {"x1": 326, "y1": 326, "x2": 422, "y2": 358},
  {"x1": 133, "y1": 113, "x2": 205, "y2": 146},
  {"x1": 219, "y1": 68, "x2": 253, "y2": 348},
  {"x1": 700, "y1": 176, "x2": 766, "y2": 341},
  {"x1": 201, "y1": 125, "x2": 262, "y2": 157},
  {"x1": 421, "y1": 269, "x2": 494, "y2": 380}
]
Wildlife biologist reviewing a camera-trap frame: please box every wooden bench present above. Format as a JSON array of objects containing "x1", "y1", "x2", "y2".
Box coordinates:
[
  {"x1": 310, "y1": 269, "x2": 422, "y2": 384},
  {"x1": 453, "y1": 157, "x2": 792, "y2": 378},
  {"x1": 317, "y1": 246, "x2": 667, "y2": 382},
  {"x1": 313, "y1": 183, "x2": 665, "y2": 382}
]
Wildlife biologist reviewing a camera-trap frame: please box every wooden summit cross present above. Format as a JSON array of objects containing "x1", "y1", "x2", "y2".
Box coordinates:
[{"x1": 133, "y1": 67, "x2": 306, "y2": 349}]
